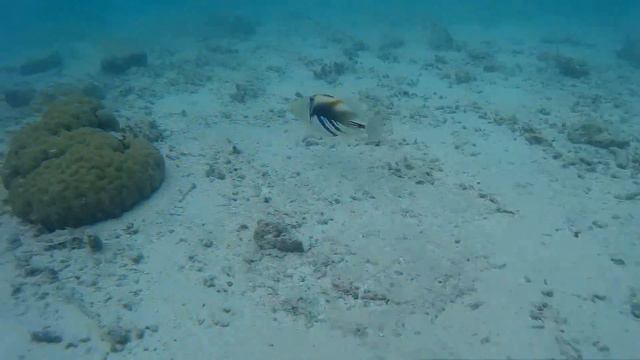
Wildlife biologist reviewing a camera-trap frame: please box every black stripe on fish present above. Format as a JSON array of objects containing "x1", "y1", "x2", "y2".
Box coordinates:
[
  {"x1": 347, "y1": 120, "x2": 365, "y2": 129},
  {"x1": 316, "y1": 115, "x2": 338, "y2": 136},
  {"x1": 326, "y1": 117, "x2": 344, "y2": 133}
]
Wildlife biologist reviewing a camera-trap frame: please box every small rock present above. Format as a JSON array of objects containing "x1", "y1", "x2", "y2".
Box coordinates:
[
  {"x1": 229, "y1": 82, "x2": 262, "y2": 104},
  {"x1": 205, "y1": 164, "x2": 226, "y2": 180},
  {"x1": 612, "y1": 148, "x2": 630, "y2": 169},
  {"x1": 123, "y1": 223, "x2": 139, "y2": 235},
  {"x1": 69, "y1": 236, "x2": 85, "y2": 249},
  {"x1": 4, "y1": 88, "x2": 35, "y2": 108},
  {"x1": 312, "y1": 61, "x2": 350, "y2": 84},
  {"x1": 19, "y1": 52, "x2": 62, "y2": 75},
  {"x1": 427, "y1": 23, "x2": 456, "y2": 51},
  {"x1": 132, "y1": 328, "x2": 145, "y2": 340},
  {"x1": 567, "y1": 122, "x2": 629, "y2": 149},
  {"x1": 610, "y1": 257, "x2": 625, "y2": 266},
  {"x1": 206, "y1": 15, "x2": 257, "y2": 40},
  {"x1": 30, "y1": 329, "x2": 63, "y2": 344},
  {"x1": 105, "y1": 327, "x2": 131, "y2": 352},
  {"x1": 468, "y1": 301, "x2": 484, "y2": 310},
  {"x1": 617, "y1": 36, "x2": 640, "y2": 68},
  {"x1": 81, "y1": 82, "x2": 106, "y2": 100},
  {"x1": 592, "y1": 220, "x2": 608, "y2": 229},
  {"x1": 145, "y1": 324, "x2": 159, "y2": 333},
  {"x1": 554, "y1": 54, "x2": 589, "y2": 78},
  {"x1": 95, "y1": 109, "x2": 120, "y2": 131},
  {"x1": 230, "y1": 144, "x2": 242, "y2": 155},
  {"x1": 253, "y1": 219, "x2": 304, "y2": 253},
  {"x1": 123, "y1": 119, "x2": 164, "y2": 143},
  {"x1": 537, "y1": 107, "x2": 551, "y2": 116},
  {"x1": 7, "y1": 234, "x2": 22, "y2": 250},
  {"x1": 101, "y1": 52, "x2": 148, "y2": 75},
  {"x1": 302, "y1": 136, "x2": 323, "y2": 147},
  {"x1": 541, "y1": 289, "x2": 554, "y2": 297},
  {"x1": 86, "y1": 234, "x2": 103, "y2": 253},
  {"x1": 200, "y1": 238, "x2": 214, "y2": 248},
  {"x1": 11, "y1": 283, "x2": 23, "y2": 296},
  {"x1": 631, "y1": 302, "x2": 640, "y2": 319},
  {"x1": 130, "y1": 253, "x2": 144, "y2": 264},
  {"x1": 203, "y1": 275, "x2": 217, "y2": 288},
  {"x1": 613, "y1": 191, "x2": 640, "y2": 201},
  {"x1": 521, "y1": 125, "x2": 551, "y2": 146},
  {"x1": 592, "y1": 340, "x2": 610, "y2": 352},
  {"x1": 453, "y1": 69, "x2": 475, "y2": 84}
]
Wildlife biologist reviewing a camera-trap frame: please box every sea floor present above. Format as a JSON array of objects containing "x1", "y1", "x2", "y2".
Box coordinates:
[{"x1": 0, "y1": 19, "x2": 639, "y2": 359}]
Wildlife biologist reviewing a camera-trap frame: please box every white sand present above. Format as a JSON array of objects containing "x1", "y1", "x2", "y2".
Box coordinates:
[{"x1": 1, "y1": 17, "x2": 639, "y2": 360}]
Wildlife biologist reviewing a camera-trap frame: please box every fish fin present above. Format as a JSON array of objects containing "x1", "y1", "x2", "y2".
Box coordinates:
[
  {"x1": 333, "y1": 97, "x2": 367, "y2": 131},
  {"x1": 341, "y1": 97, "x2": 366, "y2": 117},
  {"x1": 326, "y1": 117, "x2": 345, "y2": 133},
  {"x1": 346, "y1": 120, "x2": 366, "y2": 129},
  {"x1": 289, "y1": 97, "x2": 310, "y2": 121},
  {"x1": 316, "y1": 115, "x2": 339, "y2": 136}
]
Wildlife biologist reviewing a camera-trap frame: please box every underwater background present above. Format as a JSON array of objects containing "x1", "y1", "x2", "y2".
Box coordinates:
[
  {"x1": 2, "y1": 0, "x2": 640, "y2": 53},
  {"x1": 1, "y1": 1, "x2": 639, "y2": 359}
]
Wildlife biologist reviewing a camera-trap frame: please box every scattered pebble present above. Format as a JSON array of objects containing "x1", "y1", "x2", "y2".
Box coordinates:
[
  {"x1": 19, "y1": 52, "x2": 62, "y2": 75},
  {"x1": 123, "y1": 223, "x2": 139, "y2": 235},
  {"x1": 567, "y1": 122, "x2": 629, "y2": 149},
  {"x1": 105, "y1": 326, "x2": 131, "y2": 352},
  {"x1": 203, "y1": 275, "x2": 217, "y2": 288},
  {"x1": 610, "y1": 257, "x2": 625, "y2": 266},
  {"x1": 200, "y1": 238, "x2": 214, "y2": 248},
  {"x1": 631, "y1": 302, "x2": 640, "y2": 319},
  {"x1": 613, "y1": 191, "x2": 640, "y2": 201},
  {"x1": 253, "y1": 219, "x2": 304, "y2": 253},
  {"x1": 101, "y1": 52, "x2": 148, "y2": 75},
  {"x1": 468, "y1": 301, "x2": 484, "y2": 310},
  {"x1": 592, "y1": 340, "x2": 610, "y2": 353},
  {"x1": 30, "y1": 329, "x2": 63, "y2": 344},
  {"x1": 205, "y1": 164, "x2": 226, "y2": 180},
  {"x1": 86, "y1": 234, "x2": 103, "y2": 253},
  {"x1": 591, "y1": 220, "x2": 608, "y2": 229},
  {"x1": 4, "y1": 88, "x2": 35, "y2": 108},
  {"x1": 145, "y1": 324, "x2": 159, "y2": 333},
  {"x1": 130, "y1": 253, "x2": 144, "y2": 264}
]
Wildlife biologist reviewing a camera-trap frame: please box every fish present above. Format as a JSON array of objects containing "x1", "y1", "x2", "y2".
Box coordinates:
[{"x1": 289, "y1": 94, "x2": 367, "y2": 137}]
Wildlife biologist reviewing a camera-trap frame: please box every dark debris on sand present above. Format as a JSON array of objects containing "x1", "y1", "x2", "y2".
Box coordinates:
[
  {"x1": 19, "y1": 52, "x2": 62, "y2": 76},
  {"x1": 30, "y1": 329, "x2": 63, "y2": 344},
  {"x1": 253, "y1": 219, "x2": 304, "y2": 253},
  {"x1": 101, "y1": 52, "x2": 148, "y2": 75}
]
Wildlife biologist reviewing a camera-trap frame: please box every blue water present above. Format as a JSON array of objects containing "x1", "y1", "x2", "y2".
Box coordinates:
[
  {"x1": 2, "y1": 1, "x2": 639, "y2": 53},
  {"x1": 1, "y1": 1, "x2": 639, "y2": 359}
]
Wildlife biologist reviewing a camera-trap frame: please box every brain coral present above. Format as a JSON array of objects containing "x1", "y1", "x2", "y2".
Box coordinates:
[{"x1": 2, "y1": 95, "x2": 164, "y2": 231}]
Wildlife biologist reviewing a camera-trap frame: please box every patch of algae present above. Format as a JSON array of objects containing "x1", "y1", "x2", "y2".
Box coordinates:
[{"x1": 1, "y1": 95, "x2": 164, "y2": 231}]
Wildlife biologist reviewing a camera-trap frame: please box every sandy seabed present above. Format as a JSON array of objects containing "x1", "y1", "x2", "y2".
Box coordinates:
[{"x1": 0, "y1": 18, "x2": 639, "y2": 360}]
